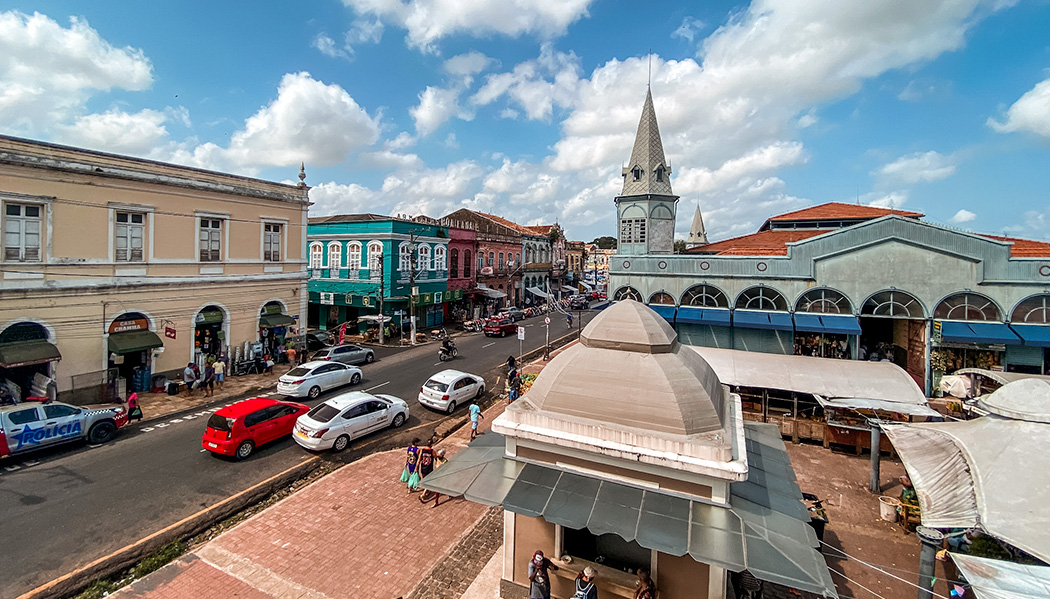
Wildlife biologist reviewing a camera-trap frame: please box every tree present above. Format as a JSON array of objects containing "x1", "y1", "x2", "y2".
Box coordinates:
[
  {"x1": 592, "y1": 236, "x2": 617, "y2": 249},
  {"x1": 673, "y1": 240, "x2": 687, "y2": 254}
]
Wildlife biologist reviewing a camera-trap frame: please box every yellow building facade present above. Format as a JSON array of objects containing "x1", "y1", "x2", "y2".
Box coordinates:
[{"x1": 0, "y1": 136, "x2": 308, "y2": 403}]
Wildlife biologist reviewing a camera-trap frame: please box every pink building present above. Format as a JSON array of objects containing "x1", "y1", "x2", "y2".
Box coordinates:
[{"x1": 442, "y1": 221, "x2": 477, "y2": 321}]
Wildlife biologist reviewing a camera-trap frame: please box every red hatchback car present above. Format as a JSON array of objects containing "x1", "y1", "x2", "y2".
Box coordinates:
[
  {"x1": 483, "y1": 318, "x2": 516, "y2": 337},
  {"x1": 201, "y1": 398, "x2": 309, "y2": 460}
]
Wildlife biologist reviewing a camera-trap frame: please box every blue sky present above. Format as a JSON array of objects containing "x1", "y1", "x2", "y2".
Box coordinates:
[{"x1": 1, "y1": 1, "x2": 1049, "y2": 243}]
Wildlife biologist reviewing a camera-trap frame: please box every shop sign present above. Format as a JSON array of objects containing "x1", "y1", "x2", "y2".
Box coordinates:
[
  {"x1": 109, "y1": 318, "x2": 149, "y2": 334},
  {"x1": 362, "y1": 296, "x2": 372, "y2": 307},
  {"x1": 434, "y1": 291, "x2": 443, "y2": 304},
  {"x1": 263, "y1": 304, "x2": 284, "y2": 315},
  {"x1": 932, "y1": 321, "x2": 942, "y2": 344},
  {"x1": 196, "y1": 310, "x2": 224, "y2": 324},
  {"x1": 320, "y1": 292, "x2": 335, "y2": 305},
  {"x1": 481, "y1": 267, "x2": 493, "y2": 275},
  {"x1": 164, "y1": 327, "x2": 177, "y2": 339}
]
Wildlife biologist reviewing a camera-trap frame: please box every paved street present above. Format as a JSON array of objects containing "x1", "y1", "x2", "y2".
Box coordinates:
[{"x1": 0, "y1": 308, "x2": 597, "y2": 599}]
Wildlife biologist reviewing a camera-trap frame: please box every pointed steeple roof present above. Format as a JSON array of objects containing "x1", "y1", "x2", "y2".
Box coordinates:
[
  {"x1": 687, "y1": 204, "x2": 708, "y2": 247},
  {"x1": 621, "y1": 89, "x2": 674, "y2": 197}
]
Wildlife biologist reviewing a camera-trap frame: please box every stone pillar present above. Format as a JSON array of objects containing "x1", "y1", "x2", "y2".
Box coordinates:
[{"x1": 917, "y1": 526, "x2": 944, "y2": 599}]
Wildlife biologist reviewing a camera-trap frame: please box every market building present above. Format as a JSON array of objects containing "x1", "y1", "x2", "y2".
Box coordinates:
[
  {"x1": 306, "y1": 214, "x2": 457, "y2": 334},
  {"x1": 607, "y1": 92, "x2": 1050, "y2": 395},
  {"x1": 421, "y1": 301, "x2": 837, "y2": 599},
  {"x1": 0, "y1": 135, "x2": 308, "y2": 404},
  {"x1": 442, "y1": 209, "x2": 523, "y2": 314}
]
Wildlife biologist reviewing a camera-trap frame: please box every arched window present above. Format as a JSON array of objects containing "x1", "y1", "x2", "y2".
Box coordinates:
[
  {"x1": 399, "y1": 243, "x2": 412, "y2": 273},
  {"x1": 367, "y1": 242, "x2": 383, "y2": 273},
  {"x1": 735, "y1": 286, "x2": 788, "y2": 311},
  {"x1": 631, "y1": 166, "x2": 642, "y2": 181},
  {"x1": 328, "y1": 243, "x2": 341, "y2": 270},
  {"x1": 434, "y1": 245, "x2": 447, "y2": 271},
  {"x1": 0, "y1": 321, "x2": 50, "y2": 343},
  {"x1": 346, "y1": 242, "x2": 361, "y2": 272},
  {"x1": 796, "y1": 288, "x2": 852, "y2": 314},
  {"x1": 934, "y1": 292, "x2": 1000, "y2": 321},
  {"x1": 655, "y1": 166, "x2": 665, "y2": 182},
  {"x1": 309, "y1": 243, "x2": 323, "y2": 269},
  {"x1": 614, "y1": 286, "x2": 643, "y2": 302},
  {"x1": 417, "y1": 245, "x2": 431, "y2": 270},
  {"x1": 450, "y1": 248, "x2": 460, "y2": 278},
  {"x1": 1012, "y1": 294, "x2": 1050, "y2": 324},
  {"x1": 464, "y1": 250, "x2": 472, "y2": 278},
  {"x1": 681, "y1": 284, "x2": 729, "y2": 308},
  {"x1": 649, "y1": 292, "x2": 675, "y2": 305},
  {"x1": 499, "y1": 252, "x2": 505, "y2": 270},
  {"x1": 487, "y1": 251, "x2": 494, "y2": 267},
  {"x1": 862, "y1": 290, "x2": 924, "y2": 318}
]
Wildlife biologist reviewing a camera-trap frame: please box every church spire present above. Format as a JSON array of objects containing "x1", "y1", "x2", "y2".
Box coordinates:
[
  {"x1": 687, "y1": 203, "x2": 708, "y2": 248},
  {"x1": 621, "y1": 88, "x2": 673, "y2": 197}
]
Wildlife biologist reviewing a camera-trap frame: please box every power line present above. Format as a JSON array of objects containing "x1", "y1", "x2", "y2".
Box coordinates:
[
  {"x1": 827, "y1": 566, "x2": 888, "y2": 599},
  {"x1": 820, "y1": 542, "x2": 952, "y2": 599}
]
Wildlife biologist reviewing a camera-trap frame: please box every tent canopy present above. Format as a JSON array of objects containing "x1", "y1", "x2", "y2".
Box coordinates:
[
  {"x1": 474, "y1": 286, "x2": 507, "y2": 299},
  {"x1": 0, "y1": 340, "x2": 61, "y2": 368},
  {"x1": 951, "y1": 553, "x2": 1050, "y2": 599},
  {"x1": 108, "y1": 330, "x2": 164, "y2": 355},
  {"x1": 526, "y1": 286, "x2": 549, "y2": 299},
  {"x1": 259, "y1": 313, "x2": 296, "y2": 328},
  {"x1": 953, "y1": 368, "x2": 1050, "y2": 387},
  {"x1": 689, "y1": 346, "x2": 927, "y2": 406}
]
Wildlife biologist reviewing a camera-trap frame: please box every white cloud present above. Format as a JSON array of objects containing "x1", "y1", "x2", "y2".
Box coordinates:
[
  {"x1": 347, "y1": 17, "x2": 384, "y2": 45},
  {"x1": 0, "y1": 11, "x2": 153, "y2": 135},
  {"x1": 988, "y1": 77, "x2": 1050, "y2": 139},
  {"x1": 444, "y1": 51, "x2": 494, "y2": 77},
  {"x1": 472, "y1": 43, "x2": 581, "y2": 121},
  {"x1": 343, "y1": 0, "x2": 594, "y2": 52},
  {"x1": 866, "y1": 191, "x2": 910, "y2": 209},
  {"x1": 671, "y1": 17, "x2": 705, "y2": 43},
  {"x1": 876, "y1": 151, "x2": 956, "y2": 184},
  {"x1": 410, "y1": 85, "x2": 467, "y2": 136},
  {"x1": 225, "y1": 72, "x2": 380, "y2": 168},
  {"x1": 312, "y1": 33, "x2": 349, "y2": 59},
  {"x1": 308, "y1": 181, "x2": 381, "y2": 216},
  {"x1": 444, "y1": 133, "x2": 459, "y2": 148},
  {"x1": 384, "y1": 132, "x2": 417, "y2": 150},
  {"x1": 950, "y1": 209, "x2": 976, "y2": 223},
  {"x1": 360, "y1": 149, "x2": 422, "y2": 170},
  {"x1": 53, "y1": 108, "x2": 170, "y2": 156}
]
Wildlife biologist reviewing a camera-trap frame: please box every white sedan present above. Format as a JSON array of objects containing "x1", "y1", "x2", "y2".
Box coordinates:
[
  {"x1": 418, "y1": 369, "x2": 485, "y2": 414},
  {"x1": 277, "y1": 360, "x2": 362, "y2": 399},
  {"x1": 293, "y1": 391, "x2": 409, "y2": 452}
]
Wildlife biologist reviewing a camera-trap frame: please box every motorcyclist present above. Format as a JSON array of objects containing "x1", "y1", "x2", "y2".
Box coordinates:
[{"x1": 441, "y1": 337, "x2": 456, "y2": 356}]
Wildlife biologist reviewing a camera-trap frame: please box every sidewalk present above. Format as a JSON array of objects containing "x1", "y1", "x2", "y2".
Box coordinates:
[
  {"x1": 111, "y1": 397, "x2": 511, "y2": 599},
  {"x1": 130, "y1": 369, "x2": 286, "y2": 424}
]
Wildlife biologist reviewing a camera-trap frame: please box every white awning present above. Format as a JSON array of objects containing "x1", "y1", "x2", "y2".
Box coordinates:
[
  {"x1": 474, "y1": 286, "x2": 507, "y2": 299},
  {"x1": 560, "y1": 285, "x2": 576, "y2": 292},
  {"x1": 579, "y1": 280, "x2": 594, "y2": 291},
  {"x1": 526, "y1": 286, "x2": 549, "y2": 299},
  {"x1": 815, "y1": 396, "x2": 941, "y2": 417},
  {"x1": 688, "y1": 346, "x2": 927, "y2": 406},
  {"x1": 953, "y1": 368, "x2": 1050, "y2": 386},
  {"x1": 951, "y1": 553, "x2": 1050, "y2": 599}
]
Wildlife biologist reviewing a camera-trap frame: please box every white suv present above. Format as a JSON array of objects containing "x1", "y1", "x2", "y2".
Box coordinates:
[{"x1": 418, "y1": 369, "x2": 485, "y2": 414}]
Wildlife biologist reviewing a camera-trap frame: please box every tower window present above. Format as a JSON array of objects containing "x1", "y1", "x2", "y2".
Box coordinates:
[
  {"x1": 631, "y1": 167, "x2": 642, "y2": 181},
  {"x1": 655, "y1": 166, "x2": 664, "y2": 182},
  {"x1": 619, "y1": 218, "x2": 647, "y2": 244}
]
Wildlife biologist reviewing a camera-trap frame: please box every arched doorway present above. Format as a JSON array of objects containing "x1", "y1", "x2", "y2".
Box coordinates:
[
  {"x1": 733, "y1": 286, "x2": 792, "y2": 354},
  {"x1": 676, "y1": 284, "x2": 732, "y2": 349},
  {"x1": 1009, "y1": 294, "x2": 1050, "y2": 374},
  {"x1": 258, "y1": 300, "x2": 295, "y2": 360},
  {"x1": 613, "y1": 286, "x2": 642, "y2": 302},
  {"x1": 647, "y1": 291, "x2": 676, "y2": 323},
  {"x1": 108, "y1": 311, "x2": 164, "y2": 396},
  {"x1": 0, "y1": 321, "x2": 60, "y2": 402},
  {"x1": 860, "y1": 290, "x2": 927, "y2": 389},
  {"x1": 793, "y1": 288, "x2": 858, "y2": 360},
  {"x1": 194, "y1": 305, "x2": 226, "y2": 361},
  {"x1": 931, "y1": 292, "x2": 1012, "y2": 381}
]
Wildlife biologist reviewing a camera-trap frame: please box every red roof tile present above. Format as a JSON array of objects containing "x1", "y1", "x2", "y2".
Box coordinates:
[
  {"x1": 765, "y1": 202, "x2": 923, "y2": 226},
  {"x1": 687, "y1": 229, "x2": 830, "y2": 256},
  {"x1": 526, "y1": 225, "x2": 553, "y2": 235},
  {"x1": 474, "y1": 211, "x2": 532, "y2": 235},
  {"x1": 979, "y1": 234, "x2": 1050, "y2": 257}
]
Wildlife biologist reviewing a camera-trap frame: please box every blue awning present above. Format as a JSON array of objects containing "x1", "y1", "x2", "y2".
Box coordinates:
[
  {"x1": 1011, "y1": 324, "x2": 1050, "y2": 348},
  {"x1": 677, "y1": 306, "x2": 731, "y2": 326},
  {"x1": 794, "y1": 313, "x2": 862, "y2": 335},
  {"x1": 649, "y1": 304, "x2": 676, "y2": 322},
  {"x1": 734, "y1": 310, "x2": 794, "y2": 331},
  {"x1": 940, "y1": 321, "x2": 1022, "y2": 345}
]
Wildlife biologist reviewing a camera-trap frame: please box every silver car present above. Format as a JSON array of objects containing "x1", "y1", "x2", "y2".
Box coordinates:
[
  {"x1": 277, "y1": 360, "x2": 362, "y2": 399},
  {"x1": 312, "y1": 344, "x2": 375, "y2": 365},
  {"x1": 418, "y1": 369, "x2": 485, "y2": 414},
  {"x1": 293, "y1": 391, "x2": 409, "y2": 452}
]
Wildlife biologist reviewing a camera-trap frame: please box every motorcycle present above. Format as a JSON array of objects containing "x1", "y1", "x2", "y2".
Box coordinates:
[
  {"x1": 438, "y1": 342, "x2": 459, "y2": 361},
  {"x1": 431, "y1": 327, "x2": 450, "y2": 340}
]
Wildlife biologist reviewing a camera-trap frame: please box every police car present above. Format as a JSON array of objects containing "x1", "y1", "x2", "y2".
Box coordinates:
[{"x1": 0, "y1": 400, "x2": 128, "y2": 458}]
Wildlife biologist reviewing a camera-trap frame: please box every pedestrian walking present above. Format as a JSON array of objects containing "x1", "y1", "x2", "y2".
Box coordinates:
[
  {"x1": 418, "y1": 439, "x2": 436, "y2": 480},
  {"x1": 633, "y1": 568, "x2": 655, "y2": 599},
  {"x1": 421, "y1": 449, "x2": 447, "y2": 508},
  {"x1": 573, "y1": 567, "x2": 598, "y2": 599},
  {"x1": 507, "y1": 355, "x2": 516, "y2": 375},
  {"x1": 469, "y1": 401, "x2": 484, "y2": 441},
  {"x1": 566, "y1": 312, "x2": 573, "y2": 329},
  {"x1": 263, "y1": 354, "x2": 274, "y2": 375},
  {"x1": 127, "y1": 392, "x2": 143, "y2": 422},
  {"x1": 201, "y1": 362, "x2": 215, "y2": 397},
  {"x1": 528, "y1": 550, "x2": 559, "y2": 599},
  {"x1": 286, "y1": 345, "x2": 297, "y2": 367},
  {"x1": 213, "y1": 357, "x2": 225, "y2": 390},
  {"x1": 508, "y1": 371, "x2": 522, "y2": 404},
  {"x1": 402, "y1": 438, "x2": 421, "y2": 491},
  {"x1": 183, "y1": 362, "x2": 197, "y2": 396}
]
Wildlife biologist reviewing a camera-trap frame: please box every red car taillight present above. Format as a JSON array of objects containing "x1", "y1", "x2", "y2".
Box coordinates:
[
  {"x1": 321, "y1": 356, "x2": 330, "y2": 360},
  {"x1": 309, "y1": 428, "x2": 329, "y2": 438},
  {"x1": 442, "y1": 394, "x2": 450, "y2": 401},
  {"x1": 225, "y1": 430, "x2": 232, "y2": 440},
  {"x1": 291, "y1": 379, "x2": 306, "y2": 385}
]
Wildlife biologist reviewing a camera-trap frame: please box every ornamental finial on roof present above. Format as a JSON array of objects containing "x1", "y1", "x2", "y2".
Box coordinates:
[{"x1": 298, "y1": 162, "x2": 306, "y2": 187}]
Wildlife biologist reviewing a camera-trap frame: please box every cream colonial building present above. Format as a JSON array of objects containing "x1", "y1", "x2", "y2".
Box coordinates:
[{"x1": 0, "y1": 135, "x2": 308, "y2": 403}]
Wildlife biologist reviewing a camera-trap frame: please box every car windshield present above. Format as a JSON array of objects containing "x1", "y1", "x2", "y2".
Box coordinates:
[
  {"x1": 306, "y1": 403, "x2": 340, "y2": 423},
  {"x1": 425, "y1": 380, "x2": 449, "y2": 392},
  {"x1": 286, "y1": 367, "x2": 312, "y2": 377},
  {"x1": 207, "y1": 414, "x2": 234, "y2": 431}
]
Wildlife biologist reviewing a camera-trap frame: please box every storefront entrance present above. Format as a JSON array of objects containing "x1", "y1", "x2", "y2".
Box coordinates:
[
  {"x1": 860, "y1": 290, "x2": 928, "y2": 389},
  {"x1": 108, "y1": 313, "x2": 164, "y2": 395},
  {"x1": 258, "y1": 302, "x2": 296, "y2": 356},
  {"x1": 0, "y1": 322, "x2": 60, "y2": 403},
  {"x1": 194, "y1": 306, "x2": 226, "y2": 360}
]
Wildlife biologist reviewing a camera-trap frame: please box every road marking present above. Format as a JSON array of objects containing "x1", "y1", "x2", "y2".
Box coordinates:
[
  {"x1": 155, "y1": 423, "x2": 169, "y2": 428},
  {"x1": 194, "y1": 411, "x2": 209, "y2": 416},
  {"x1": 4, "y1": 465, "x2": 20, "y2": 472},
  {"x1": 433, "y1": 362, "x2": 442, "y2": 367},
  {"x1": 365, "y1": 381, "x2": 390, "y2": 392},
  {"x1": 183, "y1": 414, "x2": 197, "y2": 420},
  {"x1": 482, "y1": 342, "x2": 495, "y2": 348},
  {"x1": 170, "y1": 419, "x2": 183, "y2": 424},
  {"x1": 23, "y1": 460, "x2": 39, "y2": 467},
  {"x1": 142, "y1": 427, "x2": 155, "y2": 432},
  {"x1": 200, "y1": 449, "x2": 207, "y2": 453}
]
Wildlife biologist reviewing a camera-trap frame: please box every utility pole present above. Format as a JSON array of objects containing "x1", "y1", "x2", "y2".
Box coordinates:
[
  {"x1": 409, "y1": 232, "x2": 417, "y2": 345},
  {"x1": 377, "y1": 256, "x2": 385, "y2": 345}
]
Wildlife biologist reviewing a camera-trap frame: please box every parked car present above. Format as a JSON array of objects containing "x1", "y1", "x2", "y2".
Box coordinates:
[
  {"x1": 201, "y1": 397, "x2": 309, "y2": 460},
  {"x1": 293, "y1": 391, "x2": 409, "y2": 452},
  {"x1": 1, "y1": 401, "x2": 128, "y2": 458},
  {"x1": 311, "y1": 344, "x2": 375, "y2": 365},
  {"x1": 418, "y1": 369, "x2": 485, "y2": 414},
  {"x1": 302, "y1": 330, "x2": 335, "y2": 351},
  {"x1": 277, "y1": 360, "x2": 362, "y2": 399},
  {"x1": 484, "y1": 318, "x2": 516, "y2": 337},
  {"x1": 500, "y1": 307, "x2": 526, "y2": 322},
  {"x1": 569, "y1": 295, "x2": 590, "y2": 310}
]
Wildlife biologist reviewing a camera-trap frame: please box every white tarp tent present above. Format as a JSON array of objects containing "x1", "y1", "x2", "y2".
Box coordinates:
[
  {"x1": 688, "y1": 346, "x2": 928, "y2": 407},
  {"x1": 883, "y1": 379, "x2": 1050, "y2": 564},
  {"x1": 951, "y1": 553, "x2": 1050, "y2": 599}
]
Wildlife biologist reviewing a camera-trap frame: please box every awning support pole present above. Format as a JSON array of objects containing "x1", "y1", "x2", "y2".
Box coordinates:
[
  {"x1": 916, "y1": 526, "x2": 944, "y2": 599},
  {"x1": 869, "y1": 420, "x2": 882, "y2": 493}
]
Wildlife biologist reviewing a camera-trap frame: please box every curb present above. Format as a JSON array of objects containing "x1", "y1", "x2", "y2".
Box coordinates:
[{"x1": 16, "y1": 457, "x2": 322, "y2": 599}]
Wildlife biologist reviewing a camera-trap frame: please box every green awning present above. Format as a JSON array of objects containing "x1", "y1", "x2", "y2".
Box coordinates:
[
  {"x1": 259, "y1": 313, "x2": 296, "y2": 328},
  {"x1": 108, "y1": 330, "x2": 164, "y2": 355},
  {"x1": 0, "y1": 340, "x2": 61, "y2": 368}
]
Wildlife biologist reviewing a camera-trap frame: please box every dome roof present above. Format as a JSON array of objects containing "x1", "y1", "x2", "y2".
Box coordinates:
[
  {"x1": 527, "y1": 300, "x2": 727, "y2": 436},
  {"x1": 979, "y1": 378, "x2": 1050, "y2": 423}
]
